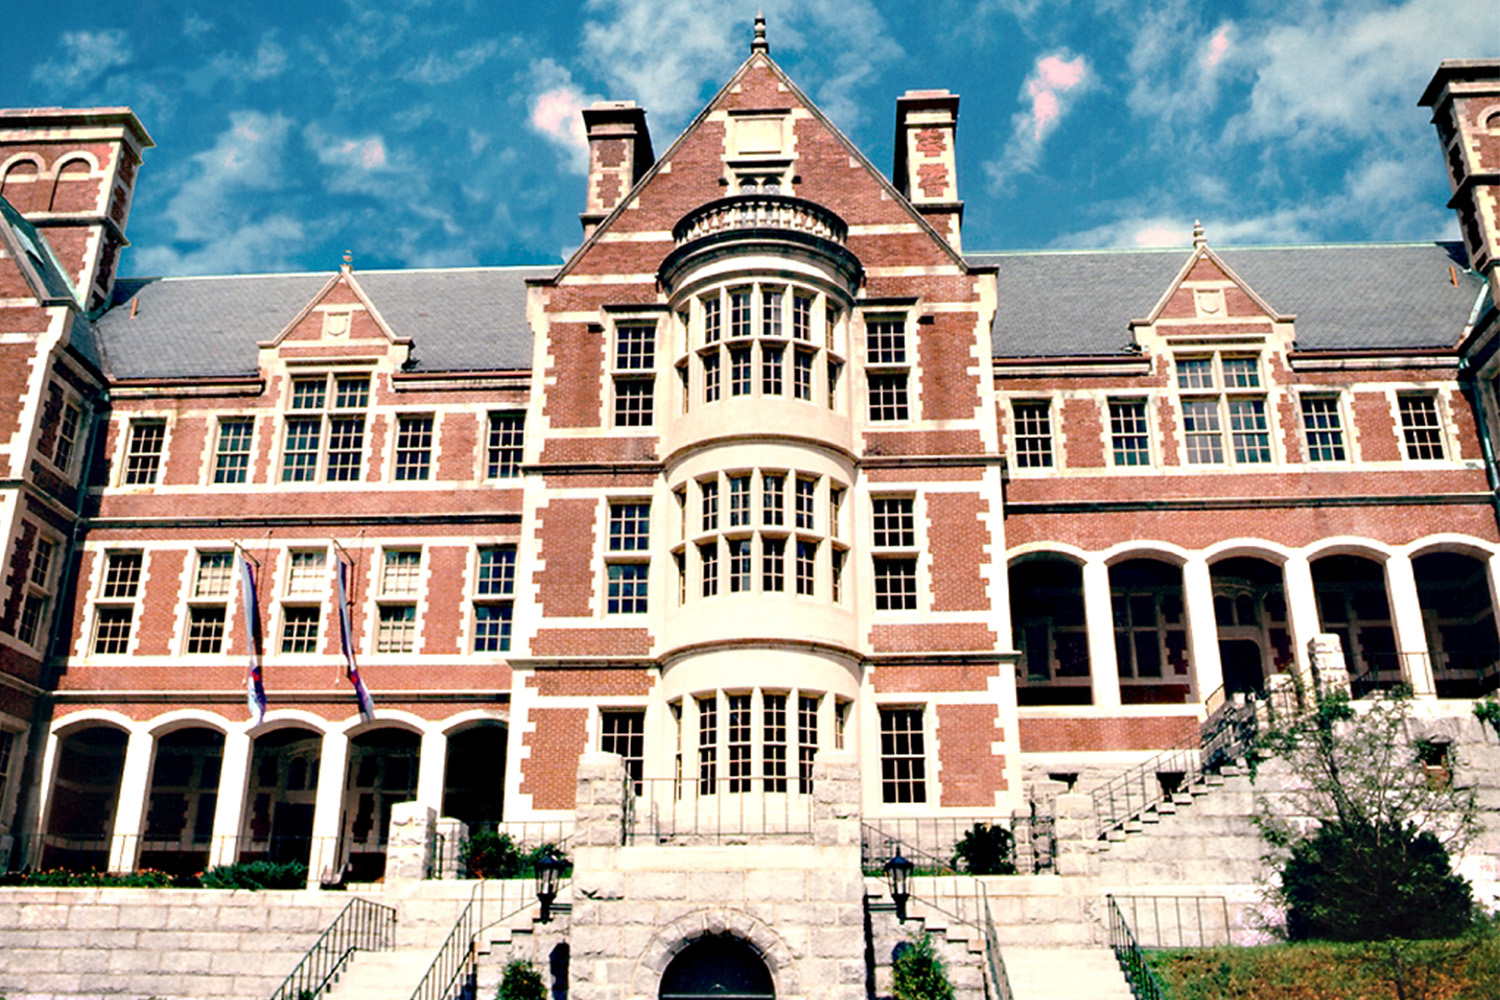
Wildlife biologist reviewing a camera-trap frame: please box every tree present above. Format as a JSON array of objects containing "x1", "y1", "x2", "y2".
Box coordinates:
[
  {"x1": 1255, "y1": 689, "x2": 1478, "y2": 941},
  {"x1": 892, "y1": 932, "x2": 954, "y2": 1000}
]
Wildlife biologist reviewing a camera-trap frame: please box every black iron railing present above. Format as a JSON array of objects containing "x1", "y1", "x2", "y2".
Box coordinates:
[
  {"x1": 1110, "y1": 894, "x2": 1232, "y2": 949},
  {"x1": 624, "y1": 776, "x2": 815, "y2": 844},
  {"x1": 268, "y1": 896, "x2": 397, "y2": 1000},
  {"x1": 1106, "y1": 894, "x2": 1166, "y2": 1000}
]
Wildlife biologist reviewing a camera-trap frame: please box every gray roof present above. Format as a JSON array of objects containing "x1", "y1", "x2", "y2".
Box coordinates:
[
  {"x1": 95, "y1": 266, "x2": 552, "y2": 379},
  {"x1": 970, "y1": 242, "x2": 1484, "y2": 357}
]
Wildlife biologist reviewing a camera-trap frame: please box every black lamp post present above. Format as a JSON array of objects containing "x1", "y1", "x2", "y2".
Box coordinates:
[
  {"x1": 884, "y1": 853, "x2": 914, "y2": 922},
  {"x1": 535, "y1": 849, "x2": 563, "y2": 923}
]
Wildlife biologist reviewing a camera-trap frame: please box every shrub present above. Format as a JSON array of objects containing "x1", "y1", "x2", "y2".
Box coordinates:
[
  {"x1": 1281, "y1": 821, "x2": 1472, "y2": 942},
  {"x1": 0, "y1": 868, "x2": 175, "y2": 888},
  {"x1": 497, "y1": 958, "x2": 545, "y2": 1000},
  {"x1": 200, "y1": 860, "x2": 307, "y2": 890},
  {"x1": 892, "y1": 932, "x2": 954, "y2": 1000},
  {"x1": 461, "y1": 831, "x2": 522, "y2": 879},
  {"x1": 952, "y1": 823, "x2": 1016, "y2": 875}
]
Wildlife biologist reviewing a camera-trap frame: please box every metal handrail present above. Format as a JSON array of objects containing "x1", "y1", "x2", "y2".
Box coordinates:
[
  {"x1": 1106, "y1": 894, "x2": 1166, "y2": 1000},
  {"x1": 1110, "y1": 894, "x2": 1232, "y2": 949},
  {"x1": 977, "y1": 882, "x2": 1015, "y2": 1000},
  {"x1": 268, "y1": 896, "x2": 397, "y2": 1000}
]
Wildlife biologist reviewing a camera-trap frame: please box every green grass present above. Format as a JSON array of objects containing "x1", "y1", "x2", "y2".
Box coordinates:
[{"x1": 1146, "y1": 930, "x2": 1500, "y2": 1000}]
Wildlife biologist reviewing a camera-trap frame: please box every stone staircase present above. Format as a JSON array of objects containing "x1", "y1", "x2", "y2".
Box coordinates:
[
  {"x1": 1001, "y1": 946, "x2": 1133, "y2": 1000},
  {"x1": 321, "y1": 948, "x2": 438, "y2": 1000},
  {"x1": 866, "y1": 892, "x2": 988, "y2": 1000}
]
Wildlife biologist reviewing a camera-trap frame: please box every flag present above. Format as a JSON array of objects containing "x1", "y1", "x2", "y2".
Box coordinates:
[
  {"x1": 335, "y1": 557, "x2": 376, "y2": 722},
  {"x1": 237, "y1": 552, "x2": 268, "y2": 725}
]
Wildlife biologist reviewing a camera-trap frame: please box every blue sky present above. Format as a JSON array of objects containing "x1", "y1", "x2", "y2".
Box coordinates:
[{"x1": 3, "y1": 0, "x2": 1496, "y2": 277}]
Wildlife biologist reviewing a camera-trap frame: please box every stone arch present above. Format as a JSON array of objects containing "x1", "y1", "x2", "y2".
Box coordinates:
[
  {"x1": 1404, "y1": 534, "x2": 1498, "y2": 562},
  {"x1": 1009, "y1": 551, "x2": 1090, "y2": 705},
  {"x1": 660, "y1": 935, "x2": 775, "y2": 998},
  {"x1": 146, "y1": 709, "x2": 234, "y2": 738},
  {"x1": 1006, "y1": 540, "x2": 1089, "y2": 564},
  {"x1": 1203, "y1": 539, "x2": 1294, "y2": 565},
  {"x1": 1101, "y1": 541, "x2": 1191, "y2": 567},
  {"x1": 633, "y1": 909, "x2": 798, "y2": 1000},
  {"x1": 40, "y1": 722, "x2": 130, "y2": 870},
  {"x1": 48, "y1": 155, "x2": 93, "y2": 211},
  {"x1": 1, "y1": 156, "x2": 43, "y2": 211}
]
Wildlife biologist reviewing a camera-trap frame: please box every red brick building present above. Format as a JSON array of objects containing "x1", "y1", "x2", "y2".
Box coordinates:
[{"x1": 0, "y1": 36, "x2": 1497, "y2": 882}]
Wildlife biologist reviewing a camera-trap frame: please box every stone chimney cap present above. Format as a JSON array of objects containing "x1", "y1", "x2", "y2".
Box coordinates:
[{"x1": 588, "y1": 100, "x2": 638, "y2": 110}]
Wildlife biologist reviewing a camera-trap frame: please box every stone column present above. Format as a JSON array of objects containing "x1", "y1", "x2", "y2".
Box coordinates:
[
  {"x1": 107, "y1": 728, "x2": 155, "y2": 873},
  {"x1": 416, "y1": 728, "x2": 447, "y2": 812},
  {"x1": 1282, "y1": 555, "x2": 1321, "y2": 679},
  {"x1": 1051, "y1": 792, "x2": 1098, "y2": 878},
  {"x1": 1083, "y1": 559, "x2": 1121, "y2": 707},
  {"x1": 574, "y1": 751, "x2": 628, "y2": 848},
  {"x1": 1182, "y1": 557, "x2": 1224, "y2": 701},
  {"x1": 1308, "y1": 633, "x2": 1350, "y2": 702},
  {"x1": 811, "y1": 749, "x2": 861, "y2": 847},
  {"x1": 435, "y1": 817, "x2": 469, "y2": 879},
  {"x1": 1385, "y1": 553, "x2": 1436, "y2": 697},
  {"x1": 307, "y1": 729, "x2": 349, "y2": 886},
  {"x1": 385, "y1": 802, "x2": 436, "y2": 884},
  {"x1": 208, "y1": 728, "x2": 253, "y2": 867}
]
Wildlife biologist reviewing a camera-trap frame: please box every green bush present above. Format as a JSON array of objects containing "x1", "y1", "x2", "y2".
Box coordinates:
[
  {"x1": 461, "y1": 831, "x2": 523, "y2": 878},
  {"x1": 199, "y1": 860, "x2": 307, "y2": 890},
  {"x1": 892, "y1": 932, "x2": 954, "y2": 1000},
  {"x1": 0, "y1": 868, "x2": 175, "y2": 888},
  {"x1": 1281, "y1": 821, "x2": 1472, "y2": 942},
  {"x1": 951, "y1": 823, "x2": 1016, "y2": 875},
  {"x1": 496, "y1": 958, "x2": 545, "y2": 1000}
]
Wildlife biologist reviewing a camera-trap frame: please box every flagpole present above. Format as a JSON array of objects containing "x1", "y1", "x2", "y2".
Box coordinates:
[{"x1": 331, "y1": 540, "x2": 376, "y2": 723}]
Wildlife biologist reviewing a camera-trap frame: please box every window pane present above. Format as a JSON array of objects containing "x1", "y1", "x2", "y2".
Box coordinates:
[
  {"x1": 762, "y1": 288, "x2": 783, "y2": 339},
  {"x1": 868, "y1": 373, "x2": 909, "y2": 421},
  {"x1": 614, "y1": 379, "x2": 653, "y2": 426},
  {"x1": 874, "y1": 557, "x2": 918, "y2": 610},
  {"x1": 487, "y1": 413, "x2": 525, "y2": 478},
  {"x1": 382, "y1": 550, "x2": 421, "y2": 596},
  {"x1": 729, "y1": 539, "x2": 751, "y2": 593},
  {"x1": 609, "y1": 503, "x2": 651, "y2": 551},
  {"x1": 701, "y1": 480, "x2": 719, "y2": 531},
  {"x1": 795, "y1": 540, "x2": 816, "y2": 596},
  {"x1": 187, "y1": 607, "x2": 226, "y2": 654},
  {"x1": 1109, "y1": 399, "x2": 1150, "y2": 466},
  {"x1": 334, "y1": 376, "x2": 369, "y2": 410},
  {"x1": 763, "y1": 693, "x2": 787, "y2": 792},
  {"x1": 867, "y1": 319, "x2": 906, "y2": 365},
  {"x1": 601, "y1": 711, "x2": 645, "y2": 793},
  {"x1": 607, "y1": 563, "x2": 649, "y2": 613},
  {"x1": 703, "y1": 296, "x2": 721, "y2": 344},
  {"x1": 702, "y1": 351, "x2": 721, "y2": 403},
  {"x1": 880, "y1": 707, "x2": 926, "y2": 803},
  {"x1": 872, "y1": 497, "x2": 915, "y2": 548},
  {"x1": 728, "y1": 693, "x2": 751, "y2": 792},
  {"x1": 377, "y1": 604, "x2": 417, "y2": 653},
  {"x1": 730, "y1": 348, "x2": 752, "y2": 396},
  {"x1": 124, "y1": 421, "x2": 166, "y2": 485},
  {"x1": 1301, "y1": 396, "x2": 1346, "y2": 462},
  {"x1": 797, "y1": 694, "x2": 818, "y2": 792},
  {"x1": 762, "y1": 474, "x2": 784, "y2": 526},
  {"x1": 1013, "y1": 401, "x2": 1053, "y2": 468},
  {"x1": 1228, "y1": 398, "x2": 1271, "y2": 463},
  {"x1": 214, "y1": 418, "x2": 254, "y2": 484},
  {"x1": 700, "y1": 541, "x2": 718, "y2": 597},
  {"x1": 795, "y1": 477, "x2": 816, "y2": 530},
  {"x1": 290, "y1": 378, "x2": 325, "y2": 411},
  {"x1": 761, "y1": 345, "x2": 783, "y2": 395},
  {"x1": 395, "y1": 415, "x2": 433, "y2": 481},
  {"x1": 1222, "y1": 356, "x2": 1260, "y2": 388},
  {"x1": 728, "y1": 476, "x2": 751, "y2": 527},
  {"x1": 793, "y1": 349, "x2": 813, "y2": 402},
  {"x1": 792, "y1": 294, "x2": 812, "y2": 341},
  {"x1": 473, "y1": 602, "x2": 512, "y2": 652},
  {"x1": 1175, "y1": 357, "x2": 1214, "y2": 389},
  {"x1": 103, "y1": 552, "x2": 143, "y2": 599},
  {"x1": 195, "y1": 552, "x2": 234, "y2": 598},
  {"x1": 729, "y1": 289, "x2": 751, "y2": 339},
  {"x1": 93, "y1": 606, "x2": 134, "y2": 654},
  {"x1": 282, "y1": 418, "x2": 321, "y2": 481},
  {"x1": 1399, "y1": 394, "x2": 1444, "y2": 460},
  {"x1": 54, "y1": 403, "x2": 81, "y2": 470},
  {"x1": 326, "y1": 416, "x2": 365, "y2": 480},
  {"x1": 616, "y1": 323, "x2": 656, "y2": 370},
  {"x1": 763, "y1": 538, "x2": 785, "y2": 592},
  {"x1": 477, "y1": 546, "x2": 516, "y2": 596},
  {"x1": 1181, "y1": 399, "x2": 1224, "y2": 464},
  {"x1": 281, "y1": 607, "x2": 321, "y2": 654},
  {"x1": 287, "y1": 550, "x2": 327, "y2": 595}
]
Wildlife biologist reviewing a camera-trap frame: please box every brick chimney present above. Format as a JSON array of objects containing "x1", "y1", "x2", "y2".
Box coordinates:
[
  {"x1": 580, "y1": 101, "x2": 654, "y2": 239},
  {"x1": 0, "y1": 108, "x2": 152, "y2": 312},
  {"x1": 893, "y1": 90, "x2": 962, "y2": 251},
  {"x1": 1420, "y1": 60, "x2": 1500, "y2": 306}
]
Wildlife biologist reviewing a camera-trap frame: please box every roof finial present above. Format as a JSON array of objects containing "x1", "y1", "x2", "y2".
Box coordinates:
[
  {"x1": 342, "y1": 249, "x2": 353, "y2": 271},
  {"x1": 1191, "y1": 220, "x2": 1206, "y2": 249},
  {"x1": 751, "y1": 11, "x2": 768, "y2": 54}
]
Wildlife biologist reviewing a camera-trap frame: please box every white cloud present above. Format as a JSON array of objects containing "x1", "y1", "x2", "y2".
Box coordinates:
[
  {"x1": 1232, "y1": 0, "x2": 1496, "y2": 143},
  {"x1": 401, "y1": 39, "x2": 501, "y2": 85},
  {"x1": 526, "y1": 58, "x2": 600, "y2": 174},
  {"x1": 31, "y1": 29, "x2": 131, "y2": 92},
  {"x1": 206, "y1": 36, "x2": 289, "y2": 84},
  {"x1": 985, "y1": 52, "x2": 1089, "y2": 192}
]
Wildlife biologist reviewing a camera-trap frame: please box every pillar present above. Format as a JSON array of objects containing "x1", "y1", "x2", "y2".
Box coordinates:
[
  {"x1": 1182, "y1": 557, "x2": 1224, "y2": 702},
  {"x1": 1283, "y1": 555, "x2": 1321, "y2": 679},
  {"x1": 1485, "y1": 553, "x2": 1500, "y2": 652},
  {"x1": 107, "y1": 728, "x2": 155, "y2": 873},
  {"x1": 208, "y1": 729, "x2": 253, "y2": 868},
  {"x1": 307, "y1": 729, "x2": 349, "y2": 886},
  {"x1": 1384, "y1": 553, "x2": 1436, "y2": 698},
  {"x1": 416, "y1": 729, "x2": 448, "y2": 812},
  {"x1": 1083, "y1": 559, "x2": 1121, "y2": 707}
]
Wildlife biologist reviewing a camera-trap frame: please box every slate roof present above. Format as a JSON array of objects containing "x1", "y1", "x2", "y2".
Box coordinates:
[
  {"x1": 87, "y1": 243, "x2": 1486, "y2": 379},
  {"x1": 971, "y1": 242, "x2": 1485, "y2": 358},
  {"x1": 93, "y1": 266, "x2": 553, "y2": 379}
]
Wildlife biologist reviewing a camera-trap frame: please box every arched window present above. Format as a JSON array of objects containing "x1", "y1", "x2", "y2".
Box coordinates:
[
  {"x1": 49, "y1": 157, "x2": 92, "y2": 211},
  {"x1": 1, "y1": 159, "x2": 40, "y2": 211},
  {"x1": 660, "y1": 935, "x2": 774, "y2": 999}
]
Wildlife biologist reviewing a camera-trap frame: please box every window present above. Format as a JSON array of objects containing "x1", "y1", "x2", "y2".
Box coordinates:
[
  {"x1": 762, "y1": 538, "x2": 785, "y2": 592},
  {"x1": 880, "y1": 707, "x2": 927, "y2": 804},
  {"x1": 474, "y1": 546, "x2": 516, "y2": 652},
  {"x1": 601, "y1": 710, "x2": 645, "y2": 794},
  {"x1": 795, "y1": 477, "x2": 816, "y2": 530},
  {"x1": 1012, "y1": 400, "x2": 1053, "y2": 468},
  {"x1": 868, "y1": 373, "x2": 909, "y2": 422},
  {"x1": 607, "y1": 501, "x2": 650, "y2": 614},
  {"x1": 834, "y1": 699, "x2": 850, "y2": 750},
  {"x1": 281, "y1": 606, "x2": 321, "y2": 655},
  {"x1": 0, "y1": 730, "x2": 12, "y2": 810},
  {"x1": 19, "y1": 535, "x2": 57, "y2": 647},
  {"x1": 761, "y1": 344, "x2": 783, "y2": 395},
  {"x1": 697, "y1": 696, "x2": 718, "y2": 793},
  {"x1": 797, "y1": 694, "x2": 818, "y2": 793},
  {"x1": 281, "y1": 374, "x2": 369, "y2": 482},
  {"x1": 684, "y1": 283, "x2": 841, "y2": 413},
  {"x1": 763, "y1": 693, "x2": 787, "y2": 792},
  {"x1": 793, "y1": 349, "x2": 814, "y2": 401},
  {"x1": 102, "y1": 551, "x2": 142, "y2": 599},
  {"x1": 613, "y1": 322, "x2": 655, "y2": 427},
  {"x1": 730, "y1": 347, "x2": 753, "y2": 396},
  {"x1": 729, "y1": 539, "x2": 752, "y2": 593},
  {"x1": 1175, "y1": 354, "x2": 1270, "y2": 466},
  {"x1": 1109, "y1": 399, "x2": 1150, "y2": 467},
  {"x1": 866, "y1": 316, "x2": 910, "y2": 422},
  {"x1": 382, "y1": 550, "x2": 421, "y2": 596},
  {"x1": 703, "y1": 295, "x2": 721, "y2": 343},
  {"x1": 762, "y1": 287, "x2": 783, "y2": 339},
  {"x1": 92, "y1": 551, "x2": 142, "y2": 654},
  {"x1": 702, "y1": 352, "x2": 721, "y2": 403},
  {"x1": 873, "y1": 497, "x2": 917, "y2": 611},
  {"x1": 795, "y1": 541, "x2": 816, "y2": 596},
  {"x1": 792, "y1": 294, "x2": 812, "y2": 341},
  {"x1": 700, "y1": 480, "x2": 719, "y2": 531},
  {"x1": 287, "y1": 550, "x2": 327, "y2": 596},
  {"x1": 195, "y1": 551, "x2": 233, "y2": 597},
  {"x1": 214, "y1": 418, "x2": 254, "y2": 484},
  {"x1": 1399, "y1": 394, "x2": 1445, "y2": 460},
  {"x1": 53, "y1": 400, "x2": 82, "y2": 472},
  {"x1": 92, "y1": 606, "x2": 133, "y2": 654},
  {"x1": 1301, "y1": 396, "x2": 1346, "y2": 462},
  {"x1": 700, "y1": 541, "x2": 719, "y2": 597},
  {"x1": 730, "y1": 288, "x2": 751, "y2": 339},
  {"x1": 831, "y1": 548, "x2": 845, "y2": 603},
  {"x1": 394, "y1": 414, "x2": 433, "y2": 481},
  {"x1": 762, "y1": 474, "x2": 784, "y2": 526},
  {"x1": 185, "y1": 550, "x2": 233, "y2": 655},
  {"x1": 727, "y1": 693, "x2": 752, "y2": 792},
  {"x1": 376, "y1": 604, "x2": 416, "y2": 653},
  {"x1": 728, "y1": 476, "x2": 751, "y2": 527},
  {"x1": 123, "y1": 420, "x2": 166, "y2": 484},
  {"x1": 487, "y1": 412, "x2": 524, "y2": 479},
  {"x1": 187, "y1": 607, "x2": 226, "y2": 654}
]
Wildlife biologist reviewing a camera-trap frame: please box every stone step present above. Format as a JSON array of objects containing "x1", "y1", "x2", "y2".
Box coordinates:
[
  {"x1": 324, "y1": 947, "x2": 437, "y2": 1000},
  {"x1": 1001, "y1": 946, "x2": 1134, "y2": 1000}
]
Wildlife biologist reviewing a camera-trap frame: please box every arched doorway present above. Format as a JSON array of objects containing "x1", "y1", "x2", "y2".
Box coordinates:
[
  {"x1": 1312, "y1": 554, "x2": 1397, "y2": 695},
  {"x1": 660, "y1": 935, "x2": 775, "y2": 1000},
  {"x1": 443, "y1": 722, "x2": 507, "y2": 834},
  {"x1": 1109, "y1": 558, "x2": 1190, "y2": 703},
  {"x1": 42, "y1": 725, "x2": 128, "y2": 870},
  {"x1": 241, "y1": 727, "x2": 322, "y2": 866},
  {"x1": 1210, "y1": 556, "x2": 1292, "y2": 696},
  {"x1": 343, "y1": 727, "x2": 420, "y2": 881},
  {"x1": 1009, "y1": 555, "x2": 1091, "y2": 705},
  {"x1": 1413, "y1": 551, "x2": 1500, "y2": 698},
  {"x1": 140, "y1": 727, "x2": 225, "y2": 875}
]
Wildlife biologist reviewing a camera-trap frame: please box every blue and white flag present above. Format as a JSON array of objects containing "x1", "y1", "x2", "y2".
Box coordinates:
[
  {"x1": 237, "y1": 552, "x2": 268, "y2": 725},
  {"x1": 335, "y1": 557, "x2": 376, "y2": 722}
]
